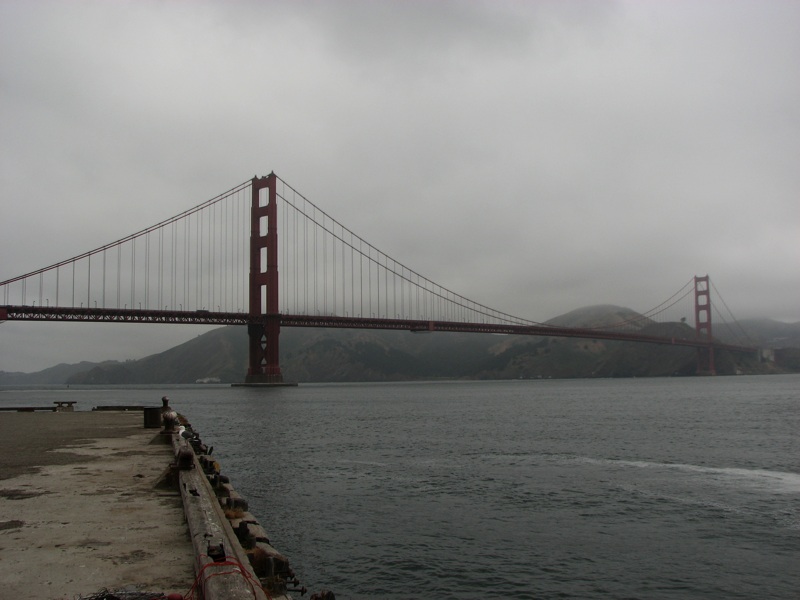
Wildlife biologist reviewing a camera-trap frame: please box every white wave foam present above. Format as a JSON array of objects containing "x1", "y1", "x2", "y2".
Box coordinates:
[{"x1": 581, "y1": 457, "x2": 800, "y2": 494}]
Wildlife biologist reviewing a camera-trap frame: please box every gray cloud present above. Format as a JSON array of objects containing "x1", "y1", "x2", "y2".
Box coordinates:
[{"x1": 1, "y1": 0, "x2": 798, "y2": 372}]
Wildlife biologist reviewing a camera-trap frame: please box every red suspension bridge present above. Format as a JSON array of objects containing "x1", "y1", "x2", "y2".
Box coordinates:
[{"x1": 1, "y1": 173, "x2": 757, "y2": 382}]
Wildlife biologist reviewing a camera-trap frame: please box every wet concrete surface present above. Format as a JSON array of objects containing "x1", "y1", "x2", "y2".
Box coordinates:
[{"x1": 0, "y1": 411, "x2": 195, "y2": 599}]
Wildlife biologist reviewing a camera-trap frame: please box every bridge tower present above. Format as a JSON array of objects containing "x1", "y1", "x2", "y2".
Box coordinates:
[
  {"x1": 245, "y1": 173, "x2": 283, "y2": 384},
  {"x1": 694, "y1": 275, "x2": 715, "y2": 375}
]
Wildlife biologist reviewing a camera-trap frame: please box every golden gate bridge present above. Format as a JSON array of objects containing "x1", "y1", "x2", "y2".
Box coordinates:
[{"x1": 0, "y1": 173, "x2": 757, "y2": 381}]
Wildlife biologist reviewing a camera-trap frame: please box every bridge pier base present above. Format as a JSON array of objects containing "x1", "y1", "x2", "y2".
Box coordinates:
[
  {"x1": 241, "y1": 320, "x2": 295, "y2": 385},
  {"x1": 235, "y1": 323, "x2": 296, "y2": 386},
  {"x1": 696, "y1": 346, "x2": 716, "y2": 376}
]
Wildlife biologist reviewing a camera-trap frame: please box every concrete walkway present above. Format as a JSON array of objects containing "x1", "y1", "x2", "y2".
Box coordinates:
[{"x1": 0, "y1": 411, "x2": 195, "y2": 599}]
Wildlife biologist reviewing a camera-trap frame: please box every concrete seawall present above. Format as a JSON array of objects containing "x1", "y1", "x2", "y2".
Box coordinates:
[{"x1": 0, "y1": 404, "x2": 321, "y2": 600}]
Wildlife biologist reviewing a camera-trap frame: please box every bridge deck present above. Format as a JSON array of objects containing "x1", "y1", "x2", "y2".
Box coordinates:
[{"x1": 1, "y1": 304, "x2": 758, "y2": 354}]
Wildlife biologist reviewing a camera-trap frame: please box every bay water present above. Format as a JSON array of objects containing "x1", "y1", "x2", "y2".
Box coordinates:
[{"x1": 2, "y1": 375, "x2": 798, "y2": 599}]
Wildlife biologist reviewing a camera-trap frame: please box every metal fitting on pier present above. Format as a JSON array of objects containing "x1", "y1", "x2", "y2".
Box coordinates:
[
  {"x1": 206, "y1": 540, "x2": 226, "y2": 563},
  {"x1": 160, "y1": 396, "x2": 179, "y2": 432},
  {"x1": 161, "y1": 409, "x2": 179, "y2": 433},
  {"x1": 176, "y1": 447, "x2": 195, "y2": 470}
]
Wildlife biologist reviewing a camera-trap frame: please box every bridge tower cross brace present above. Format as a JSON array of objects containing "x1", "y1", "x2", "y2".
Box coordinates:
[
  {"x1": 245, "y1": 173, "x2": 284, "y2": 384},
  {"x1": 694, "y1": 275, "x2": 715, "y2": 375}
]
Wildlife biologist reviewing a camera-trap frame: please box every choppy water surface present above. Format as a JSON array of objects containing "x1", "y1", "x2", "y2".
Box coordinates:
[{"x1": 3, "y1": 376, "x2": 798, "y2": 599}]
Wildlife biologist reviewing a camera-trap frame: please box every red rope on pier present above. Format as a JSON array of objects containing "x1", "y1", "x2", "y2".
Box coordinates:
[{"x1": 183, "y1": 554, "x2": 266, "y2": 600}]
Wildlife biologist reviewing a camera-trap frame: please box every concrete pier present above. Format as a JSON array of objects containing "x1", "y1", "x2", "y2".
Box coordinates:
[
  {"x1": 0, "y1": 407, "x2": 303, "y2": 600},
  {"x1": 0, "y1": 411, "x2": 194, "y2": 598}
]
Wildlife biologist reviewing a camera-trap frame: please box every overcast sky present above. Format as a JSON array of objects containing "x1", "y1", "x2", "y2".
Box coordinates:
[{"x1": 1, "y1": 0, "x2": 799, "y2": 373}]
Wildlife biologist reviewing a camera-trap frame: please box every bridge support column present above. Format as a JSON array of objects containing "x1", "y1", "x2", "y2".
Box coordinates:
[
  {"x1": 245, "y1": 173, "x2": 284, "y2": 384},
  {"x1": 694, "y1": 275, "x2": 716, "y2": 376}
]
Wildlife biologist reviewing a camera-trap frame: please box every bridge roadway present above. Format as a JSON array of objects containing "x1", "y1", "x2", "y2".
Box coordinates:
[{"x1": 1, "y1": 305, "x2": 757, "y2": 354}]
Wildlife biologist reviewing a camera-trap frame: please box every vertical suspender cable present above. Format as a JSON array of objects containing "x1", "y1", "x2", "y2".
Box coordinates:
[
  {"x1": 223, "y1": 195, "x2": 227, "y2": 311},
  {"x1": 209, "y1": 204, "x2": 213, "y2": 311},
  {"x1": 116, "y1": 246, "x2": 120, "y2": 309},
  {"x1": 196, "y1": 211, "x2": 200, "y2": 309},
  {"x1": 304, "y1": 197, "x2": 309, "y2": 313},
  {"x1": 131, "y1": 238, "x2": 135, "y2": 309},
  {"x1": 342, "y1": 224, "x2": 346, "y2": 315},
  {"x1": 102, "y1": 249, "x2": 106, "y2": 308},
  {"x1": 351, "y1": 232, "x2": 354, "y2": 317},
  {"x1": 157, "y1": 229, "x2": 162, "y2": 309},
  {"x1": 359, "y1": 239, "x2": 363, "y2": 317},
  {"x1": 331, "y1": 221, "x2": 336, "y2": 315},
  {"x1": 144, "y1": 232, "x2": 149, "y2": 309},
  {"x1": 314, "y1": 208, "x2": 318, "y2": 314}
]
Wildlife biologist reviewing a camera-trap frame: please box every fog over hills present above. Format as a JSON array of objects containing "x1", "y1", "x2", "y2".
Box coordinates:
[{"x1": 1, "y1": 306, "x2": 797, "y2": 385}]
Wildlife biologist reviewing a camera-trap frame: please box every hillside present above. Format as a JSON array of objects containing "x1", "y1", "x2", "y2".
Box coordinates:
[
  {"x1": 714, "y1": 318, "x2": 800, "y2": 349},
  {"x1": 2, "y1": 307, "x2": 797, "y2": 385},
  {"x1": 0, "y1": 361, "x2": 117, "y2": 385}
]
